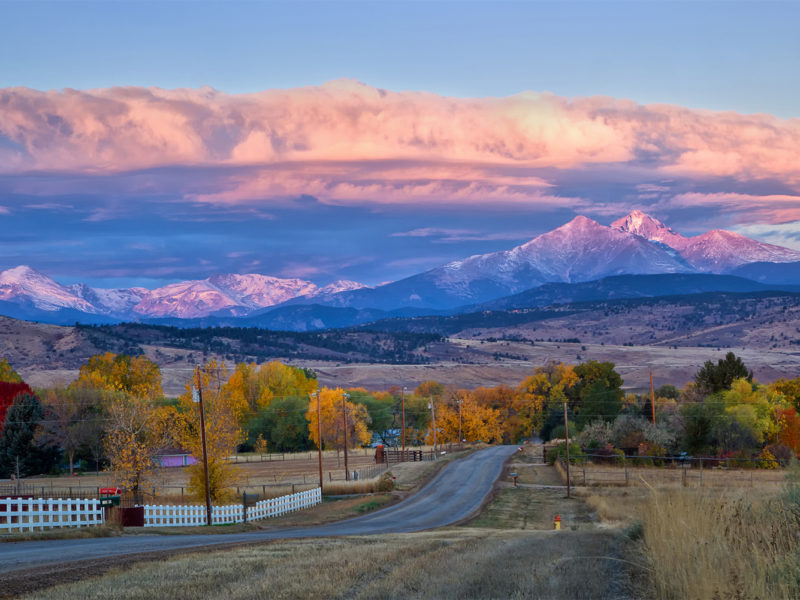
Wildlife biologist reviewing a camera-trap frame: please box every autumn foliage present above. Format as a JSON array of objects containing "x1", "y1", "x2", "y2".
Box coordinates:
[{"x1": 0, "y1": 381, "x2": 33, "y2": 434}]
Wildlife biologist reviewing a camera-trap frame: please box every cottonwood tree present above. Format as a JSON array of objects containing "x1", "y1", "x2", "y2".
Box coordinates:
[
  {"x1": 306, "y1": 387, "x2": 371, "y2": 451},
  {"x1": 73, "y1": 353, "x2": 169, "y2": 500},
  {"x1": 177, "y1": 360, "x2": 242, "y2": 503},
  {"x1": 73, "y1": 352, "x2": 163, "y2": 401},
  {"x1": 226, "y1": 360, "x2": 317, "y2": 414},
  {"x1": 431, "y1": 390, "x2": 502, "y2": 444},
  {"x1": 104, "y1": 392, "x2": 173, "y2": 501}
]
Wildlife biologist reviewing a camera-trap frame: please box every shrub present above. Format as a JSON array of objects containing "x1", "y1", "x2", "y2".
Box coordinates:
[
  {"x1": 577, "y1": 420, "x2": 612, "y2": 449},
  {"x1": 547, "y1": 442, "x2": 583, "y2": 465}
]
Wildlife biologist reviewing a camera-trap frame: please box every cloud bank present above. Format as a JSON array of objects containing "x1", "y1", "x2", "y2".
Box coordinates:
[{"x1": 1, "y1": 79, "x2": 799, "y2": 220}]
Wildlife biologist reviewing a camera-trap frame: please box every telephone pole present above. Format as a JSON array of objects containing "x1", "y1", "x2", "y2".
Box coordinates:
[
  {"x1": 563, "y1": 401, "x2": 571, "y2": 499},
  {"x1": 342, "y1": 391, "x2": 350, "y2": 481},
  {"x1": 316, "y1": 389, "x2": 323, "y2": 489},
  {"x1": 458, "y1": 398, "x2": 463, "y2": 445},
  {"x1": 194, "y1": 366, "x2": 213, "y2": 526},
  {"x1": 650, "y1": 371, "x2": 656, "y2": 425},
  {"x1": 401, "y1": 386, "x2": 407, "y2": 459},
  {"x1": 429, "y1": 395, "x2": 438, "y2": 455}
]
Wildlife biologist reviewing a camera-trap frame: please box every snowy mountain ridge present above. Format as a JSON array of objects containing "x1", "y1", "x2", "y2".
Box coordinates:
[{"x1": 2, "y1": 211, "x2": 800, "y2": 320}]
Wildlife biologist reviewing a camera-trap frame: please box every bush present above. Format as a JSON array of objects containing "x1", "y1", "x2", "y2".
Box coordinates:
[
  {"x1": 547, "y1": 442, "x2": 583, "y2": 465},
  {"x1": 757, "y1": 448, "x2": 779, "y2": 469},
  {"x1": 577, "y1": 420, "x2": 612, "y2": 449},
  {"x1": 766, "y1": 444, "x2": 794, "y2": 466},
  {"x1": 588, "y1": 443, "x2": 625, "y2": 465}
]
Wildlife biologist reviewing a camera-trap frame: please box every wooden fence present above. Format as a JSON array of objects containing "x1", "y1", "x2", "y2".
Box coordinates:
[
  {"x1": 141, "y1": 487, "x2": 322, "y2": 527},
  {"x1": 559, "y1": 454, "x2": 789, "y2": 488},
  {"x1": 0, "y1": 497, "x2": 104, "y2": 533}
]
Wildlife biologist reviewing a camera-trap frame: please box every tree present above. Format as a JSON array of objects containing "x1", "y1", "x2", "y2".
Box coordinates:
[
  {"x1": 74, "y1": 352, "x2": 163, "y2": 401},
  {"x1": 104, "y1": 392, "x2": 172, "y2": 501},
  {"x1": 0, "y1": 381, "x2": 33, "y2": 433},
  {"x1": 775, "y1": 406, "x2": 800, "y2": 453},
  {"x1": 430, "y1": 391, "x2": 502, "y2": 444},
  {"x1": 771, "y1": 377, "x2": 800, "y2": 411},
  {"x1": 0, "y1": 393, "x2": 59, "y2": 477},
  {"x1": 306, "y1": 387, "x2": 371, "y2": 451},
  {"x1": 694, "y1": 352, "x2": 752, "y2": 394},
  {"x1": 248, "y1": 396, "x2": 312, "y2": 452},
  {"x1": 572, "y1": 361, "x2": 624, "y2": 428},
  {"x1": 38, "y1": 387, "x2": 106, "y2": 474},
  {"x1": 0, "y1": 358, "x2": 22, "y2": 383},
  {"x1": 517, "y1": 362, "x2": 579, "y2": 441},
  {"x1": 226, "y1": 361, "x2": 317, "y2": 414},
  {"x1": 177, "y1": 360, "x2": 242, "y2": 503},
  {"x1": 348, "y1": 389, "x2": 394, "y2": 444},
  {"x1": 473, "y1": 385, "x2": 519, "y2": 443}
]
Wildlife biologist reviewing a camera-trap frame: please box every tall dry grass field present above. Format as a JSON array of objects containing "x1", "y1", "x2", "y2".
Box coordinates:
[{"x1": 639, "y1": 484, "x2": 800, "y2": 599}]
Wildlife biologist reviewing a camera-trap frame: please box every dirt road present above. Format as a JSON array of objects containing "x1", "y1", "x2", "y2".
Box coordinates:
[{"x1": 0, "y1": 445, "x2": 517, "y2": 576}]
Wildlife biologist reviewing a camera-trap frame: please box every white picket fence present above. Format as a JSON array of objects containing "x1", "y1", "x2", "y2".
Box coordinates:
[
  {"x1": 141, "y1": 487, "x2": 322, "y2": 527},
  {"x1": 0, "y1": 497, "x2": 104, "y2": 533}
]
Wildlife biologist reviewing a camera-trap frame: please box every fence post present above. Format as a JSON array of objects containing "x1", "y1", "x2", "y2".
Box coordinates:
[
  {"x1": 624, "y1": 460, "x2": 628, "y2": 486},
  {"x1": 682, "y1": 466, "x2": 687, "y2": 487}
]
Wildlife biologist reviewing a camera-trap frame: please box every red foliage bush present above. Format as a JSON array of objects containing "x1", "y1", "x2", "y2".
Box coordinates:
[{"x1": 0, "y1": 381, "x2": 33, "y2": 433}]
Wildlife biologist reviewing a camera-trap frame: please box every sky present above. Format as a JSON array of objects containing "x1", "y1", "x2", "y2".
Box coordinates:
[{"x1": 0, "y1": 0, "x2": 799, "y2": 289}]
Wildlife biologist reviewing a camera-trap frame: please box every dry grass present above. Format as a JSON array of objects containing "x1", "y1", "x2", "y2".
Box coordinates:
[
  {"x1": 19, "y1": 529, "x2": 635, "y2": 600},
  {"x1": 637, "y1": 486, "x2": 800, "y2": 600},
  {"x1": 574, "y1": 463, "x2": 787, "y2": 488},
  {"x1": 0, "y1": 523, "x2": 122, "y2": 543}
]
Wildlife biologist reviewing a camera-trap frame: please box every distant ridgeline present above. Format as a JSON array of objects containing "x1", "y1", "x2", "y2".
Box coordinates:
[{"x1": 76, "y1": 323, "x2": 444, "y2": 364}]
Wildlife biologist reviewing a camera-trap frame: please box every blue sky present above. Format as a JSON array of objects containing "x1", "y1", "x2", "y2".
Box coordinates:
[{"x1": 0, "y1": 1, "x2": 798, "y2": 289}]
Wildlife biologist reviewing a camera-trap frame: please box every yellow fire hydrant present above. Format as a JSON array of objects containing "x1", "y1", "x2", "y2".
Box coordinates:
[{"x1": 554, "y1": 514, "x2": 561, "y2": 530}]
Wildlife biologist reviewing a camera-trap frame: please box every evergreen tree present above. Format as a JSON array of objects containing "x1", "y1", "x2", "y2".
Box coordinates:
[
  {"x1": 694, "y1": 352, "x2": 752, "y2": 394},
  {"x1": 0, "y1": 393, "x2": 59, "y2": 477}
]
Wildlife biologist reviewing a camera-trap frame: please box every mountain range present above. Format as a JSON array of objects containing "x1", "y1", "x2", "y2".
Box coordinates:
[{"x1": 3, "y1": 210, "x2": 800, "y2": 328}]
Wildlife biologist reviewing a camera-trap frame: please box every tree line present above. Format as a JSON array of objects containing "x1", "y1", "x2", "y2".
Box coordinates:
[{"x1": 1, "y1": 351, "x2": 799, "y2": 502}]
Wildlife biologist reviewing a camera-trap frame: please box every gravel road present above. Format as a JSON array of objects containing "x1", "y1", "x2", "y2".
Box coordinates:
[{"x1": 0, "y1": 445, "x2": 516, "y2": 576}]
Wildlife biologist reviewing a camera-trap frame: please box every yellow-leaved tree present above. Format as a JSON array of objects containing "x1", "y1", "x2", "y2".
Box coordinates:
[
  {"x1": 73, "y1": 352, "x2": 163, "y2": 401},
  {"x1": 515, "y1": 362, "x2": 578, "y2": 437},
  {"x1": 73, "y1": 353, "x2": 168, "y2": 500},
  {"x1": 431, "y1": 390, "x2": 503, "y2": 444},
  {"x1": 104, "y1": 399, "x2": 174, "y2": 501},
  {"x1": 306, "y1": 387, "x2": 371, "y2": 451},
  {"x1": 177, "y1": 360, "x2": 243, "y2": 503},
  {"x1": 225, "y1": 361, "x2": 317, "y2": 413}
]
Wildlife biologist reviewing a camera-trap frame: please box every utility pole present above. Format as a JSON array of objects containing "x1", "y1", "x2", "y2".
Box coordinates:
[
  {"x1": 194, "y1": 366, "x2": 213, "y2": 526},
  {"x1": 401, "y1": 386, "x2": 407, "y2": 459},
  {"x1": 429, "y1": 395, "x2": 438, "y2": 455},
  {"x1": 316, "y1": 389, "x2": 323, "y2": 489},
  {"x1": 650, "y1": 371, "x2": 656, "y2": 425},
  {"x1": 563, "y1": 401, "x2": 571, "y2": 499},
  {"x1": 458, "y1": 398, "x2": 463, "y2": 445},
  {"x1": 342, "y1": 391, "x2": 350, "y2": 481}
]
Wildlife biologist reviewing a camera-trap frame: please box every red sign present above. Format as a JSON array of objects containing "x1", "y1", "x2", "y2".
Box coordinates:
[{"x1": 100, "y1": 487, "x2": 121, "y2": 495}]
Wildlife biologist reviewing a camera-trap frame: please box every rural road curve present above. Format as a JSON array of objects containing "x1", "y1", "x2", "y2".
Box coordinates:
[{"x1": 0, "y1": 445, "x2": 517, "y2": 575}]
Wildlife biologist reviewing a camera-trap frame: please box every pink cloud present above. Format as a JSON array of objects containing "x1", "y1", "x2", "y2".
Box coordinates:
[
  {"x1": 665, "y1": 192, "x2": 800, "y2": 223},
  {"x1": 1, "y1": 80, "x2": 798, "y2": 214}
]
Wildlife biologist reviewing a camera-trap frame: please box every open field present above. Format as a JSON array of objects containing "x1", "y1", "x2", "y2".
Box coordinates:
[
  {"x1": 6, "y1": 446, "x2": 800, "y2": 599},
  {"x1": 8, "y1": 450, "x2": 384, "y2": 502},
  {"x1": 16, "y1": 528, "x2": 635, "y2": 600},
  {"x1": 22, "y1": 339, "x2": 800, "y2": 395}
]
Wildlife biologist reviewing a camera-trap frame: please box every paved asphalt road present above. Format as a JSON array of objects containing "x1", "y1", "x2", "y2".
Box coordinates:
[{"x1": 0, "y1": 445, "x2": 517, "y2": 575}]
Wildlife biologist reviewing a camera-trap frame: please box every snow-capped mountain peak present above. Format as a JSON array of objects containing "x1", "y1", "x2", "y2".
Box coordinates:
[
  {"x1": 0, "y1": 265, "x2": 96, "y2": 312},
  {"x1": 611, "y1": 210, "x2": 688, "y2": 250},
  {"x1": 680, "y1": 229, "x2": 800, "y2": 272}
]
